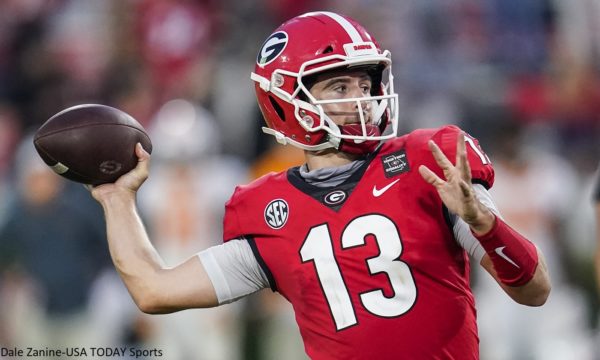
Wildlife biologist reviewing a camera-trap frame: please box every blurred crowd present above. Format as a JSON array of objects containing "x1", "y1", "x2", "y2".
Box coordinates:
[{"x1": 0, "y1": 0, "x2": 598, "y2": 359}]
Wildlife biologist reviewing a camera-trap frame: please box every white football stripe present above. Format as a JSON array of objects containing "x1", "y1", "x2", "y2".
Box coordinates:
[
  {"x1": 316, "y1": 11, "x2": 363, "y2": 43},
  {"x1": 51, "y1": 162, "x2": 69, "y2": 174}
]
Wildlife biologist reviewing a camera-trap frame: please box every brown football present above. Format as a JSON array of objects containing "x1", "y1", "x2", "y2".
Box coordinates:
[{"x1": 33, "y1": 104, "x2": 152, "y2": 185}]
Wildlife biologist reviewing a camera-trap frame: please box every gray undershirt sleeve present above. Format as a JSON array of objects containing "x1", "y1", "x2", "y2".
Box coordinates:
[
  {"x1": 451, "y1": 183, "x2": 502, "y2": 263},
  {"x1": 197, "y1": 239, "x2": 270, "y2": 305}
]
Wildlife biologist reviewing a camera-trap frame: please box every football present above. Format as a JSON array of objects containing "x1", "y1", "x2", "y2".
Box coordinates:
[{"x1": 33, "y1": 104, "x2": 152, "y2": 185}]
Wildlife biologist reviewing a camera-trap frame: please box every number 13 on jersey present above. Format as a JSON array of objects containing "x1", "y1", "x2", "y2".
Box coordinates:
[{"x1": 300, "y1": 214, "x2": 417, "y2": 330}]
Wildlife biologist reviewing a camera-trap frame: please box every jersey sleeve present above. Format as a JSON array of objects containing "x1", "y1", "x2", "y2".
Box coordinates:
[{"x1": 431, "y1": 125, "x2": 495, "y2": 189}]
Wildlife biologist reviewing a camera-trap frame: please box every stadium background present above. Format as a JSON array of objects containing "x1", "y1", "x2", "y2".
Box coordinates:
[{"x1": 0, "y1": 0, "x2": 598, "y2": 359}]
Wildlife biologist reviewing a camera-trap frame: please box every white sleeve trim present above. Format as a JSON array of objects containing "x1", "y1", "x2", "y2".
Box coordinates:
[
  {"x1": 451, "y1": 184, "x2": 502, "y2": 263},
  {"x1": 197, "y1": 238, "x2": 270, "y2": 305}
]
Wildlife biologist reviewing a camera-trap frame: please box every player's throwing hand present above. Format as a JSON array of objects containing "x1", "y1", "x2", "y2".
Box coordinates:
[{"x1": 91, "y1": 143, "x2": 151, "y2": 203}]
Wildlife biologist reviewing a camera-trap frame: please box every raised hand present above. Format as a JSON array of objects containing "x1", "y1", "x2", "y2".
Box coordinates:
[{"x1": 418, "y1": 133, "x2": 495, "y2": 235}]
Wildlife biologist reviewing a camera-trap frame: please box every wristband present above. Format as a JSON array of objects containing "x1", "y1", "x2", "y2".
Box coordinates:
[{"x1": 473, "y1": 217, "x2": 538, "y2": 287}]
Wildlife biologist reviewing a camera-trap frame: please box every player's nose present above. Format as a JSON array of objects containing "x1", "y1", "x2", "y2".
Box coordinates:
[{"x1": 351, "y1": 96, "x2": 372, "y2": 123}]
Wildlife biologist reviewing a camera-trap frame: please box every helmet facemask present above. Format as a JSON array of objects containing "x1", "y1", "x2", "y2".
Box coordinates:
[
  {"x1": 256, "y1": 51, "x2": 398, "y2": 154},
  {"x1": 295, "y1": 53, "x2": 397, "y2": 153}
]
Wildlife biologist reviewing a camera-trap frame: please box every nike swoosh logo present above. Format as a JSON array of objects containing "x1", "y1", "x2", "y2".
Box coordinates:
[
  {"x1": 494, "y1": 246, "x2": 520, "y2": 268},
  {"x1": 372, "y1": 179, "x2": 400, "y2": 197}
]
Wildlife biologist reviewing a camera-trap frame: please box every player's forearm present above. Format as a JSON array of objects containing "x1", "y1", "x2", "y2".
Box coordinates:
[
  {"x1": 475, "y1": 215, "x2": 551, "y2": 306},
  {"x1": 494, "y1": 248, "x2": 550, "y2": 306},
  {"x1": 98, "y1": 191, "x2": 167, "y2": 312}
]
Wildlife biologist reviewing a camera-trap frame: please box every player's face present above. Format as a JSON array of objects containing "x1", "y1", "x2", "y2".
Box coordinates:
[{"x1": 309, "y1": 70, "x2": 373, "y2": 126}]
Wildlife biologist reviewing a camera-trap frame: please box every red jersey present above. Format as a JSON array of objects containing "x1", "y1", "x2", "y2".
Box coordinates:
[{"x1": 223, "y1": 125, "x2": 495, "y2": 360}]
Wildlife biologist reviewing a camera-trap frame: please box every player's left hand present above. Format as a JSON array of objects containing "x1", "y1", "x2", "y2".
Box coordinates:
[{"x1": 418, "y1": 133, "x2": 495, "y2": 235}]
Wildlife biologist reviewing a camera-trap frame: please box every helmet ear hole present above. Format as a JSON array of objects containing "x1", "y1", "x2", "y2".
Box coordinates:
[{"x1": 269, "y1": 96, "x2": 286, "y2": 121}]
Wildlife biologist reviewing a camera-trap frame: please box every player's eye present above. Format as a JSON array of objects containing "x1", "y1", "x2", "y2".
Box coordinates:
[{"x1": 333, "y1": 84, "x2": 347, "y2": 93}]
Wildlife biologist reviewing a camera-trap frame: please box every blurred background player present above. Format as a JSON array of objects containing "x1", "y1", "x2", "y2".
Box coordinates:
[
  {"x1": 472, "y1": 117, "x2": 594, "y2": 359},
  {"x1": 0, "y1": 135, "x2": 109, "y2": 349},
  {"x1": 138, "y1": 99, "x2": 249, "y2": 360}
]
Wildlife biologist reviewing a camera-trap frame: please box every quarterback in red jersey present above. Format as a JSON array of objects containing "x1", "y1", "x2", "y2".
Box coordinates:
[
  {"x1": 223, "y1": 126, "x2": 494, "y2": 359},
  {"x1": 90, "y1": 11, "x2": 551, "y2": 360}
]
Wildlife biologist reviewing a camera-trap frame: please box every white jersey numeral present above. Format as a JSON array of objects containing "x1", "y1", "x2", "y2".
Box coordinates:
[
  {"x1": 300, "y1": 214, "x2": 417, "y2": 330},
  {"x1": 464, "y1": 135, "x2": 490, "y2": 165},
  {"x1": 300, "y1": 224, "x2": 357, "y2": 330}
]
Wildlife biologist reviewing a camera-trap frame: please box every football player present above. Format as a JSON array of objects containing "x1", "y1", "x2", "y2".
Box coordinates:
[{"x1": 90, "y1": 11, "x2": 551, "y2": 359}]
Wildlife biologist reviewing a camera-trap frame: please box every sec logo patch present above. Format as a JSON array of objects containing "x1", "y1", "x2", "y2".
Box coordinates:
[{"x1": 264, "y1": 199, "x2": 289, "y2": 229}]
